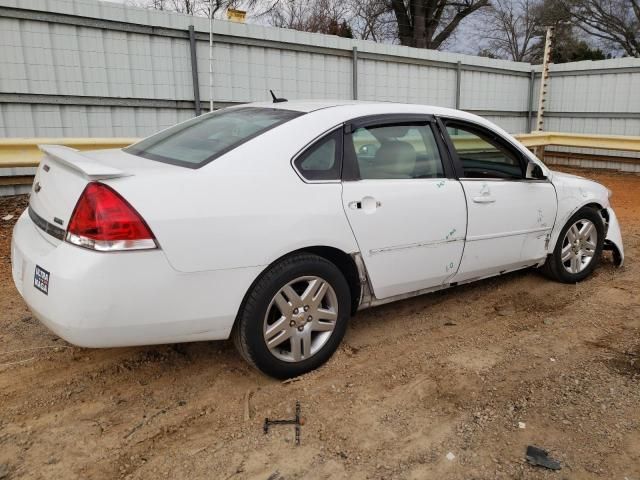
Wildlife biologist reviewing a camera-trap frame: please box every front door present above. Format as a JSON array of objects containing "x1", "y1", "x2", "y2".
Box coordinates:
[
  {"x1": 341, "y1": 116, "x2": 467, "y2": 299},
  {"x1": 440, "y1": 119, "x2": 557, "y2": 283}
]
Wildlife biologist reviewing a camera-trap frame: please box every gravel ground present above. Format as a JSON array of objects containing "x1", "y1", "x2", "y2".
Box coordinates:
[{"x1": 0, "y1": 167, "x2": 639, "y2": 479}]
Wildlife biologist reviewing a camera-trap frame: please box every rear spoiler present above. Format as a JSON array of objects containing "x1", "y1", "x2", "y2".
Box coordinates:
[{"x1": 39, "y1": 145, "x2": 130, "y2": 180}]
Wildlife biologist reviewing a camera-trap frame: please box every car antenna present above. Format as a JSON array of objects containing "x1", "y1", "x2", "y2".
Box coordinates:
[{"x1": 270, "y1": 90, "x2": 288, "y2": 103}]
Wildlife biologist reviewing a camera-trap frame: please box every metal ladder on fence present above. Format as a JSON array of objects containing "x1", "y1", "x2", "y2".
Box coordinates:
[
  {"x1": 534, "y1": 26, "x2": 554, "y2": 159},
  {"x1": 535, "y1": 26, "x2": 555, "y2": 132}
]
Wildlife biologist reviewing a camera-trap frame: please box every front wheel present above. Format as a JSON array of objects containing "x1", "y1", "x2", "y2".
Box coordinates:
[
  {"x1": 233, "y1": 253, "x2": 351, "y2": 379},
  {"x1": 542, "y1": 207, "x2": 605, "y2": 283}
]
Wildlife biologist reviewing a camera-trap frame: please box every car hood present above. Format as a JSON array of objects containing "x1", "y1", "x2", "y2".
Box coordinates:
[
  {"x1": 549, "y1": 169, "x2": 609, "y2": 200},
  {"x1": 549, "y1": 170, "x2": 586, "y2": 182}
]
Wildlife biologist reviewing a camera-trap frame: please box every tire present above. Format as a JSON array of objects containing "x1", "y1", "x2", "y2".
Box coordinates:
[
  {"x1": 542, "y1": 206, "x2": 605, "y2": 283},
  {"x1": 233, "y1": 253, "x2": 351, "y2": 379}
]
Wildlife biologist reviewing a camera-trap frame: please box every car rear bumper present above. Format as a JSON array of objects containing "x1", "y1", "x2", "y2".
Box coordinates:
[{"x1": 11, "y1": 210, "x2": 261, "y2": 347}]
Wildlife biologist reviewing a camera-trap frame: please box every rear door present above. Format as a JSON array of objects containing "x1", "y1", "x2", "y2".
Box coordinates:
[
  {"x1": 439, "y1": 118, "x2": 557, "y2": 282},
  {"x1": 341, "y1": 115, "x2": 467, "y2": 299}
]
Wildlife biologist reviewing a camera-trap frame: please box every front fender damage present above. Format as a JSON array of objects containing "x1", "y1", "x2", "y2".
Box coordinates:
[{"x1": 603, "y1": 207, "x2": 624, "y2": 267}]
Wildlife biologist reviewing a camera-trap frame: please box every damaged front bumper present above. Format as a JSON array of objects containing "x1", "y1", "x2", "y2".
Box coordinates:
[{"x1": 604, "y1": 207, "x2": 624, "y2": 267}]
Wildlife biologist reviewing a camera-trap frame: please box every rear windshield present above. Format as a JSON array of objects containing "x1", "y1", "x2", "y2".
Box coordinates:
[{"x1": 125, "y1": 107, "x2": 302, "y2": 168}]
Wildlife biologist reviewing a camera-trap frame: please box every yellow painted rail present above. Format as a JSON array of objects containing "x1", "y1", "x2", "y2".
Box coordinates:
[
  {"x1": 516, "y1": 132, "x2": 640, "y2": 152},
  {"x1": 0, "y1": 138, "x2": 138, "y2": 169},
  {"x1": 1, "y1": 132, "x2": 640, "y2": 170}
]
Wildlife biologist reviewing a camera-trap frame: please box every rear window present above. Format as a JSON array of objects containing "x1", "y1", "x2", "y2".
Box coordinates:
[{"x1": 125, "y1": 107, "x2": 302, "y2": 168}]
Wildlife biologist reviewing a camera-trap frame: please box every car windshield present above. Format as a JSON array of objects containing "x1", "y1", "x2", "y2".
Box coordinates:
[{"x1": 125, "y1": 107, "x2": 302, "y2": 168}]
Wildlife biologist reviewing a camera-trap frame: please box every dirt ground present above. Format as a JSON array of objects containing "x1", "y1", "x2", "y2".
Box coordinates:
[{"x1": 1, "y1": 167, "x2": 639, "y2": 480}]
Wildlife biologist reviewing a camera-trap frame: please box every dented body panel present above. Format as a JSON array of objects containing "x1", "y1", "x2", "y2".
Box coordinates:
[
  {"x1": 547, "y1": 170, "x2": 623, "y2": 265},
  {"x1": 452, "y1": 179, "x2": 557, "y2": 283},
  {"x1": 547, "y1": 170, "x2": 610, "y2": 249},
  {"x1": 341, "y1": 178, "x2": 466, "y2": 298}
]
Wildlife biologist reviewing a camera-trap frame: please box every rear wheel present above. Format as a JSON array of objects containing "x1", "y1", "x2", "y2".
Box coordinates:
[
  {"x1": 233, "y1": 253, "x2": 351, "y2": 379},
  {"x1": 542, "y1": 207, "x2": 604, "y2": 283}
]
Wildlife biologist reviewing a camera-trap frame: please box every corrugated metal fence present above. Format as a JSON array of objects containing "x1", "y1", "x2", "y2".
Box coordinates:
[
  {"x1": 0, "y1": 0, "x2": 615, "y2": 135},
  {"x1": 0, "y1": 0, "x2": 639, "y2": 183},
  {"x1": 2, "y1": 0, "x2": 639, "y2": 136}
]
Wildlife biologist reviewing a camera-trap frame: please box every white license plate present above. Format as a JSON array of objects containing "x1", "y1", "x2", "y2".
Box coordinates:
[{"x1": 34, "y1": 265, "x2": 50, "y2": 295}]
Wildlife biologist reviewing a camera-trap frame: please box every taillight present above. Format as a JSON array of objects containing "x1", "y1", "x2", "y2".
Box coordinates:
[{"x1": 66, "y1": 182, "x2": 157, "y2": 251}]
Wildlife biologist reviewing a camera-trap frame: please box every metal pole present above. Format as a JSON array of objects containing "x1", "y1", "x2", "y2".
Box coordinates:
[
  {"x1": 209, "y1": 0, "x2": 214, "y2": 112},
  {"x1": 455, "y1": 61, "x2": 461, "y2": 109},
  {"x1": 352, "y1": 46, "x2": 358, "y2": 100},
  {"x1": 188, "y1": 25, "x2": 201, "y2": 116},
  {"x1": 527, "y1": 69, "x2": 535, "y2": 132}
]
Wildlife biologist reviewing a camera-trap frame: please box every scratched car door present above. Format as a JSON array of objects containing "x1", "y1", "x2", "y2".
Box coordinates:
[
  {"x1": 341, "y1": 118, "x2": 467, "y2": 299},
  {"x1": 442, "y1": 119, "x2": 558, "y2": 283}
]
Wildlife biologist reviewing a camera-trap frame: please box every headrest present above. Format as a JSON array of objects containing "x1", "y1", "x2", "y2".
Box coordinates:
[{"x1": 374, "y1": 141, "x2": 416, "y2": 178}]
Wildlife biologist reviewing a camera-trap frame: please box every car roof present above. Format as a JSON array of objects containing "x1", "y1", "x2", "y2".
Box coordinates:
[
  {"x1": 241, "y1": 100, "x2": 524, "y2": 160},
  {"x1": 244, "y1": 99, "x2": 370, "y2": 113},
  {"x1": 243, "y1": 99, "x2": 474, "y2": 120}
]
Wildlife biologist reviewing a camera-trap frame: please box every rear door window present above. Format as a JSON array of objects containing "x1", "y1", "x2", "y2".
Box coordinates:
[
  {"x1": 125, "y1": 107, "x2": 302, "y2": 168},
  {"x1": 349, "y1": 123, "x2": 445, "y2": 179}
]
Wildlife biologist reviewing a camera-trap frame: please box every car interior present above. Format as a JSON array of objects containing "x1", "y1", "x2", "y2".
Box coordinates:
[
  {"x1": 353, "y1": 124, "x2": 444, "y2": 179},
  {"x1": 445, "y1": 124, "x2": 525, "y2": 179}
]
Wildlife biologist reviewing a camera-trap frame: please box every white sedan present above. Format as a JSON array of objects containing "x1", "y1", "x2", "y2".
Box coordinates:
[{"x1": 11, "y1": 101, "x2": 624, "y2": 378}]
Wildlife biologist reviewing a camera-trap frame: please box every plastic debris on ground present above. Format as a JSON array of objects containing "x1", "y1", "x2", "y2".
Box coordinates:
[{"x1": 526, "y1": 445, "x2": 561, "y2": 470}]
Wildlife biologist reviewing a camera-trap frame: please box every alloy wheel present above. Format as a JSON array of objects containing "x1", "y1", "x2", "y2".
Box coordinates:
[
  {"x1": 263, "y1": 276, "x2": 339, "y2": 362},
  {"x1": 561, "y1": 219, "x2": 598, "y2": 274}
]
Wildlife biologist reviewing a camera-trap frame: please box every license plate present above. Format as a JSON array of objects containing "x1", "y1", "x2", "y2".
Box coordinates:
[{"x1": 34, "y1": 265, "x2": 50, "y2": 295}]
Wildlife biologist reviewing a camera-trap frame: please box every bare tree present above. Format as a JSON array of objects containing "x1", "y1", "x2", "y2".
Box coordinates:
[
  {"x1": 269, "y1": 0, "x2": 488, "y2": 47},
  {"x1": 476, "y1": 0, "x2": 543, "y2": 61},
  {"x1": 390, "y1": 0, "x2": 490, "y2": 49},
  {"x1": 128, "y1": 0, "x2": 267, "y2": 19},
  {"x1": 269, "y1": 0, "x2": 313, "y2": 29},
  {"x1": 144, "y1": 0, "x2": 169, "y2": 10},
  {"x1": 269, "y1": 0, "x2": 354, "y2": 37},
  {"x1": 350, "y1": 0, "x2": 397, "y2": 42},
  {"x1": 569, "y1": 0, "x2": 640, "y2": 57}
]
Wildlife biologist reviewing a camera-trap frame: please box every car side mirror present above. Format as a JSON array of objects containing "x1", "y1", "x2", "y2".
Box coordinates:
[{"x1": 526, "y1": 160, "x2": 546, "y2": 180}]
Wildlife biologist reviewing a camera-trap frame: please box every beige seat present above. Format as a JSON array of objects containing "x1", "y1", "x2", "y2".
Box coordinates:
[{"x1": 364, "y1": 140, "x2": 416, "y2": 179}]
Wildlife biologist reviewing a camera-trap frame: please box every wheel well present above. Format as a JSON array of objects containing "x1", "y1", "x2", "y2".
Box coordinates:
[
  {"x1": 546, "y1": 202, "x2": 607, "y2": 257},
  {"x1": 232, "y1": 246, "x2": 363, "y2": 336},
  {"x1": 584, "y1": 202, "x2": 604, "y2": 212},
  {"x1": 299, "y1": 246, "x2": 362, "y2": 314},
  {"x1": 584, "y1": 202, "x2": 608, "y2": 229}
]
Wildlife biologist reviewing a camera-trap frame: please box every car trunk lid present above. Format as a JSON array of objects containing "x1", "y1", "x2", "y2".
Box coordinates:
[{"x1": 28, "y1": 145, "x2": 132, "y2": 243}]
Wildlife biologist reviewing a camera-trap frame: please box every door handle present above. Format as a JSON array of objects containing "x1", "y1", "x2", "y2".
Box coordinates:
[
  {"x1": 472, "y1": 196, "x2": 496, "y2": 203},
  {"x1": 349, "y1": 197, "x2": 381, "y2": 212}
]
